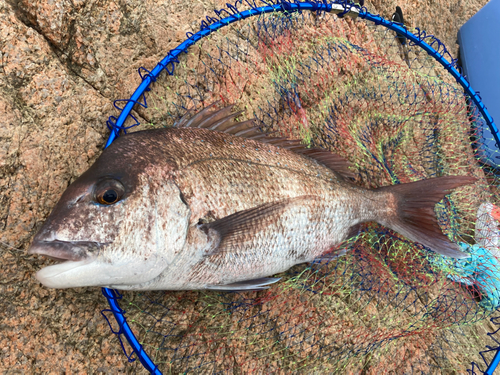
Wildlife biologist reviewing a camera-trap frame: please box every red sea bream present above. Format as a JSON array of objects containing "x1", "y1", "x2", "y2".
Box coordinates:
[{"x1": 28, "y1": 104, "x2": 475, "y2": 290}]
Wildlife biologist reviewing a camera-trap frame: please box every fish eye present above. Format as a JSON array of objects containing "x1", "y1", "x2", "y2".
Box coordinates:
[
  {"x1": 94, "y1": 178, "x2": 125, "y2": 205},
  {"x1": 102, "y1": 189, "x2": 118, "y2": 204}
]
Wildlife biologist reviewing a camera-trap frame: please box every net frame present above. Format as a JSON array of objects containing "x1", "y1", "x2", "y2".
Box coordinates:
[{"x1": 97, "y1": 1, "x2": 500, "y2": 373}]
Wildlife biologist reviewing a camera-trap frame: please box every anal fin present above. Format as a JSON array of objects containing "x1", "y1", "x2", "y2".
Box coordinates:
[{"x1": 206, "y1": 277, "x2": 281, "y2": 292}]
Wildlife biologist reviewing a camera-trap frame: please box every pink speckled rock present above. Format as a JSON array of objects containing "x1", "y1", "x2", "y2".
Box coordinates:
[{"x1": 0, "y1": 0, "x2": 493, "y2": 373}]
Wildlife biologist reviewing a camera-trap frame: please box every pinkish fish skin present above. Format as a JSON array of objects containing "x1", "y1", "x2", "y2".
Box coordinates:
[{"x1": 28, "y1": 105, "x2": 475, "y2": 290}]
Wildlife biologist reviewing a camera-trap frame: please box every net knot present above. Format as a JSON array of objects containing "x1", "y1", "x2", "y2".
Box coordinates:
[
  {"x1": 106, "y1": 98, "x2": 144, "y2": 136},
  {"x1": 138, "y1": 66, "x2": 157, "y2": 83},
  {"x1": 337, "y1": 0, "x2": 354, "y2": 18},
  {"x1": 278, "y1": 0, "x2": 294, "y2": 12}
]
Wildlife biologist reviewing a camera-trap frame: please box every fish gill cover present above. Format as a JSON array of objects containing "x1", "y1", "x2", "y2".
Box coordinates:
[{"x1": 99, "y1": 1, "x2": 500, "y2": 373}]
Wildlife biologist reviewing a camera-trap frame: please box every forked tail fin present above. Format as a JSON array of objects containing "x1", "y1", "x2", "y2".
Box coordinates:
[{"x1": 376, "y1": 176, "x2": 477, "y2": 259}]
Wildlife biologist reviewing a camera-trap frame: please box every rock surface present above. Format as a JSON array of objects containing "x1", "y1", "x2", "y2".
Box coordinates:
[{"x1": 0, "y1": 0, "x2": 493, "y2": 373}]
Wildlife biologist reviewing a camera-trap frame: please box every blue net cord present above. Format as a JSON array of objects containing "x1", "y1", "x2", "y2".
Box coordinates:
[
  {"x1": 101, "y1": 288, "x2": 161, "y2": 375},
  {"x1": 100, "y1": 1, "x2": 500, "y2": 373},
  {"x1": 359, "y1": 12, "x2": 499, "y2": 149},
  {"x1": 104, "y1": 0, "x2": 498, "y2": 150},
  {"x1": 468, "y1": 315, "x2": 500, "y2": 375},
  {"x1": 104, "y1": 0, "x2": 365, "y2": 147}
]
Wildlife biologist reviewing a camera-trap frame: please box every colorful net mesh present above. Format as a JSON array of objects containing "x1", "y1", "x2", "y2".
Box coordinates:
[{"x1": 102, "y1": 3, "x2": 500, "y2": 373}]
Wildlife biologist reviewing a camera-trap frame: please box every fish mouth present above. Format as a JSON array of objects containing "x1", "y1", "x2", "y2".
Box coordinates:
[
  {"x1": 28, "y1": 240, "x2": 106, "y2": 262},
  {"x1": 29, "y1": 239, "x2": 169, "y2": 290},
  {"x1": 29, "y1": 239, "x2": 108, "y2": 288}
]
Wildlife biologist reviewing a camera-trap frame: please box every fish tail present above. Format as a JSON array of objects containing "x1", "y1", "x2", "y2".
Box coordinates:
[{"x1": 375, "y1": 176, "x2": 477, "y2": 259}]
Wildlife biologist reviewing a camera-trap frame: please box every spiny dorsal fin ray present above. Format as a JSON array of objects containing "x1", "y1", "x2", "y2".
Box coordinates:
[
  {"x1": 233, "y1": 122, "x2": 263, "y2": 137},
  {"x1": 197, "y1": 105, "x2": 235, "y2": 128},
  {"x1": 295, "y1": 149, "x2": 356, "y2": 179},
  {"x1": 176, "y1": 104, "x2": 354, "y2": 179},
  {"x1": 174, "y1": 102, "x2": 212, "y2": 128},
  {"x1": 183, "y1": 102, "x2": 219, "y2": 128}
]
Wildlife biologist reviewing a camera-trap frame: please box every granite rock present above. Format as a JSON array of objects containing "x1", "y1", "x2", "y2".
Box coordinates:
[{"x1": 0, "y1": 0, "x2": 492, "y2": 373}]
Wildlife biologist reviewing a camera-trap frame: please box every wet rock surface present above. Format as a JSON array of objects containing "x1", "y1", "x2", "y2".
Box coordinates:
[{"x1": 0, "y1": 0, "x2": 492, "y2": 373}]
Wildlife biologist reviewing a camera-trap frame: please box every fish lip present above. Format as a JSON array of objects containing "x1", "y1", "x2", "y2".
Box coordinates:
[
  {"x1": 34, "y1": 258, "x2": 98, "y2": 288},
  {"x1": 28, "y1": 239, "x2": 107, "y2": 262}
]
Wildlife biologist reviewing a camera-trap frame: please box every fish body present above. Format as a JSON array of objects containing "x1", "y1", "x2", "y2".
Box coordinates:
[{"x1": 29, "y1": 105, "x2": 475, "y2": 290}]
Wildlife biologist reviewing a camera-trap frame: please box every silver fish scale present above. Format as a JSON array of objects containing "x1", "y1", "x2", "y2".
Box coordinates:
[
  {"x1": 152, "y1": 127, "x2": 376, "y2": 288},
  {"x1": 168, "y1": 128, "x2": 339, "y2": 178},
  {"x1": 185, "y1": 198, "x2": 344, "y2": 286},
  {"x1": 168, "y1": 128, "x2": 348, "y2": 223}
]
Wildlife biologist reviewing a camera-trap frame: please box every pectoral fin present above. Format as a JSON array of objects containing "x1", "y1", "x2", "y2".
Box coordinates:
[{"x1": 198, "y1": 195, "x2": 315, "y2": 254}]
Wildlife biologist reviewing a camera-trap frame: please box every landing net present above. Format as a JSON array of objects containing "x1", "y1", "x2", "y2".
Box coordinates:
[{"x1": 101, "y1": 2, "x2": 500, "y2": 373}]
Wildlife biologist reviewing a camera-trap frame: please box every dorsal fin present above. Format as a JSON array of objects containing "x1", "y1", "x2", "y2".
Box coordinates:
[
  {"x1": 294, "y1": 149, "x2": 356, "y2": 179},
  {"x1": 175, "y1": 104, "x2": 355, "y2": 179}
]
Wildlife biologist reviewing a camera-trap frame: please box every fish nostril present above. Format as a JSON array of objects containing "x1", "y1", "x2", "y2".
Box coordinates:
[{"x1": 73, "y1": 195, "x2": 86, "y2": 205}]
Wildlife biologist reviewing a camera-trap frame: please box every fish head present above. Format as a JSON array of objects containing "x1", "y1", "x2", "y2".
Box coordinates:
[{"x1": 29, "y1": 132, "x2": 191, "y2": 289}]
